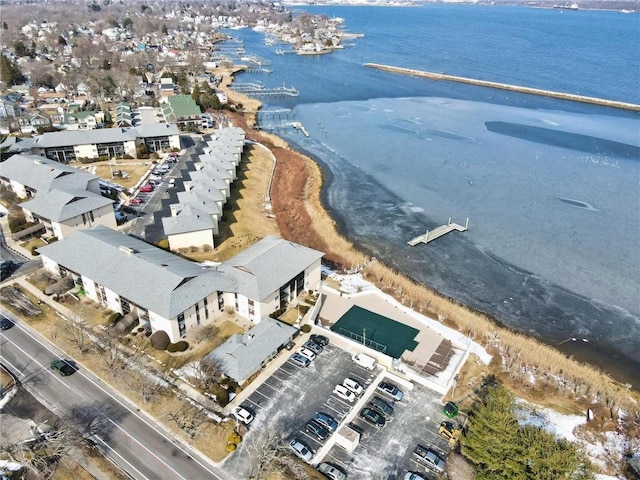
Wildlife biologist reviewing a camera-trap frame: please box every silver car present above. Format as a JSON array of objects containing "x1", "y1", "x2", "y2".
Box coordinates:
[{"x1": 289, "y1": 438, "x2": 313, "y2": 462}]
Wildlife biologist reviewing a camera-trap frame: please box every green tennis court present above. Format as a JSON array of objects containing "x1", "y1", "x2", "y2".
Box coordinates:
[{"x1": 330, "y1": 305, "x2": 419, "y2": 358}]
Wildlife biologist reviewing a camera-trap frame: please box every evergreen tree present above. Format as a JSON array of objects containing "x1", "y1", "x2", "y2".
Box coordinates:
[
  {"x1": 0, "y1": 54, "x2": 25, "y2": 86},
  {"x1": 461, "y1": 385, "x2": 525, "y2": 479},
  {"x1": 461, "y1": 384, "x2": 594, "y2": 480}
]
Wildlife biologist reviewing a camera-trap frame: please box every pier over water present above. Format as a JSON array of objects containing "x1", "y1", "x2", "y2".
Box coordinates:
[{"x1": 365, "y1": 63, "x2": 640, "y2": 112}]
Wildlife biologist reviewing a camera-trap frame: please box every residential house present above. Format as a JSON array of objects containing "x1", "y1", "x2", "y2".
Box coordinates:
[
  {"x1": 18, "y1": 112, "x2": 51, "y2": 134},
  {"x1": 206, "y1": 317, "x2": 297, "y2": 384},
  {"x1": 160, "y1": 95, "x2": 202, "y2": 131},
  {"x1": 8, "y1": 124, "x2": 180, "y2": 162},
  {"x1": 162, "y1": 127, "x2": 245, "y2": 250},
  {"x1": 37, "y1": 225, "x2": 324, "y2": 341},
  {"x1": 0, "y1": 154, "x2": 116, "y2": 240}
]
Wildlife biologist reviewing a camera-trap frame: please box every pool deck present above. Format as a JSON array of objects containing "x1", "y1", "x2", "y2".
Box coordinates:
[{"x1": 316, "y1": 285, "x2": 447, "y2": 370}]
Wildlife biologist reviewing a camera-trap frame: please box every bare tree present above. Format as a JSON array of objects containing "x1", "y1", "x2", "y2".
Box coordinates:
[
  {"x1": 129, "y1": 368, "x2": 169, "y2": 404},
  {"x1": 96, "y1": 337, "x2": 128, "y2": 375},
  {"x1": 167, "y1": 404, "x2": 207, "y2": 439},
  {"x1": 64, "y1": 320, "x2": 91, "y2": 353},
  {"x1": 247, "y1": 428, "x2": 286, "y2": 480},
  {"x1": 191, "y1": 357, "x2": 223, "y2": 392},
  {"x1": 192, "y1": 323, "x2": 219, "y2": 344}
]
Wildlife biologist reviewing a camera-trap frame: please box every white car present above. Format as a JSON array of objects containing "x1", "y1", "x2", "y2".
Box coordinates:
[
  {"x1": 343, "y1": 377, "x2": 364, "y2": 396},
  {"x1": 231, "y1": 406, "x2": 254, "y2": 425},
  {"x1": 297, "y1": 347, "x2": 316, "y2": 361},
  {"x1": 333, "y1": 384, "x2": 356, "y2": 403}
]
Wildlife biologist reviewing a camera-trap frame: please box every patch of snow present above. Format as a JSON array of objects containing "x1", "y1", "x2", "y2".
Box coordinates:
[
  {"x1": 0, "y1": 459, "x2": 24, "y2": 473},
  {"x1": 515, "y1": 400, "x2": 586, "y2": 442},
  {"x1": 0, "y1": 386, "x2": 18, "y2": 410}
]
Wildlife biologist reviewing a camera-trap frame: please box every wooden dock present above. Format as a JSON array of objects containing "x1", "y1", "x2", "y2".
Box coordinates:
[
  {"x1": 408, "y1": 218, "x2": 469, "y2": 246},
  {"x1": 365, "y1": 63, "x2": 640, "y2": 112}
]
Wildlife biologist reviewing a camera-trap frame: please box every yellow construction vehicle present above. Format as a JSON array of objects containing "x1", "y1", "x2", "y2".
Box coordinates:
[{"x1": 438, "y1": 420, "x2": 461, "y2": 445}]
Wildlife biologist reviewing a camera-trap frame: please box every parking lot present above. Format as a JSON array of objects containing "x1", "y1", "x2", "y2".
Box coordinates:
[{"x1": 222, "y1": 338, "x2": 454, "y2": 480}]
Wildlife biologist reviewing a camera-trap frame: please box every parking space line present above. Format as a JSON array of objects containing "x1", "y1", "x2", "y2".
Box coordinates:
[{"x1": 252, "y1": 389, "x2": 271, "y2": 401}]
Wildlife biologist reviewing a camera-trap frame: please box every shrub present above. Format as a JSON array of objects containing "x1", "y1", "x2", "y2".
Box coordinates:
[
  {"x1": 210, "y1": 384, "x2": 230, "y2": 406},
  {"x1": 174, "y1": 340, "x2": 189, "y2": 352},
  {"x1": 122, "y1": 154, "x2": 134, "y2": 160},
  {"x1": 226, "y1": 443, "x2": 236, "y2": 452},
  {"x1": 156, "y1": 239, "x2": 170, "y2": 250},
  {"x1": 108, "y1": 312, "x2": 123, "y2": 325},
  {"x1": 300, "y1": 324, "x2": 311, "y2": 333},
  {"x1": 167, "y1": 343, "x2": 178, "y2": 353},
  {"x1": 228, "y1": 433, "x2": 242, "y2": 444},
  {"x1": 30, "y1": 245, "x2": 40, "y2": 256},
  {"x1": 149, "y1": 330, "x2": 170, "y2": 350}
]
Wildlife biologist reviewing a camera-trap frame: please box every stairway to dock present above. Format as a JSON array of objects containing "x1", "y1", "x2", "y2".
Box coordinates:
[{"x1": 408, "y1": 218, "x2": 469, "y2": 246}]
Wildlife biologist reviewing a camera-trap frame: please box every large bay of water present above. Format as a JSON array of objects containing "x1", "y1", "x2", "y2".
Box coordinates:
[{"x1": 225, "y1": 5, "x2": 640, "y2": 386}]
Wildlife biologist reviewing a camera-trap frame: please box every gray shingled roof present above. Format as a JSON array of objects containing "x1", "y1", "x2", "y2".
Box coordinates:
[
  {"x1": 220, "y1": 236, "x2": 324, "y2": 301},
  {"x1": 0, "y1": 154, "x2": 97, "y2": 192},
  {"x1": 20, "y1": 189, "x2": 113, "y2": 222},
  {"x1": 37, "y1": 225, "x2": 234, "y2": 319},
  {"x1": 206, "y1": 317, "x2": 296, "y2": 383},
  {"x1": 32, "y1": 124, "x2": 179, "y2": 148},
  {"x1": 162, "y1": 209, "x2": 217, "y2": 236},
  {"x1": 34, "y1": 128, "x2": 138, "y2": 147}
]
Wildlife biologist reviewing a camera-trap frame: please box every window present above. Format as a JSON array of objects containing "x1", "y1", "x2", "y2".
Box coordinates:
[
  {"x1": 120, "y1": 297, "x2": 131, "y2": 315},
  {"x1": 195, "y1": 304, "x2": 201, "y2": 325},
  {"x1": 178, "y1": 313, "x2": 186, "y2": 337},
  {"x1": 217, "y1": 291, "x2": 224, "y2": 310}
]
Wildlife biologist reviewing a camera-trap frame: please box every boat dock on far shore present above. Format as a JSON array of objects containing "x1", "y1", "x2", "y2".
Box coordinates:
[
  {"x1": 365, "y1": 63, "x2": 640, "y2": 112},
  {"x1": 408, "y1": 218, "x2": 469, "y2": 246}
]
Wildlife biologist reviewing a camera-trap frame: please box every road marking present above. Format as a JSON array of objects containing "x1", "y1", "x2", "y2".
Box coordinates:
[
  {"x1": 92, "y1": 434, "x2": 150, "y2": 480},
  {"x1": 1, "y1": 335, "x2": 71, "y2": 390},
  {"x1": 8, "y1": 320, "x2": 223, "y2": 479},
  {"x1": 0, "y1": 356, "x2": 24, "y2": 378},
  {"x1": 107, "y1": 418, "x2": 187, "y2": 480}
]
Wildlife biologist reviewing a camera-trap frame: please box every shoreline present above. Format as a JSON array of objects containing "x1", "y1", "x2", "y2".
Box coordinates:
[{"x1": 218, "y1": 73, "x2": 639, "y2": 405}]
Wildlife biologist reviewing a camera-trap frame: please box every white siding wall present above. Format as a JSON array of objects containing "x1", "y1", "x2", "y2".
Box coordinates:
[
  {"x1": 123, "y1": 140, "x2": 137, "y2": 157},
  {"x1": 169, "y1": 135, "x2": 181, "y2": 150},
  {"x1": 151, "y1": 313, "x2": 180, "y2": 342},
  {"x1": 9, "y1": 180, "x2": 28, "y2": 198},
  {"x1": 168, "y1": 229, "x2": 214, "y2": 251},
  {"x1": 41, "y1": 256, "x2": 61, "y2": 276},
  {"x1": 305, "y1": 259, "x2": 322, "y2": 291},
  {"x1": 56, "y1": 204, "x2": 116, "y2": 239},
  {"x1": 75, "y1": 144, "x2": 98, "y2": 159}
]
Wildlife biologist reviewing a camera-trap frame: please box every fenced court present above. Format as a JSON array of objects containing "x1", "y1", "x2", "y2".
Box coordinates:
[{"x1": 330, "y1": 305, "x2": 419, "y2": 359}]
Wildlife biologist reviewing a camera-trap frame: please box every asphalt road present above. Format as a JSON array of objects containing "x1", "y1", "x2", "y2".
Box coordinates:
[{"x1": 0, "y1": 311, "x2": 230, "y2": 480}]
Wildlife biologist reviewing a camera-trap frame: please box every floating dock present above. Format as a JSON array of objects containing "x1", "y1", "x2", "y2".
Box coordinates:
[
  {"x1": 408, "y1": 218, "x2": 469, "y2": 246},
  {"x1": 365, "y1": 63, "x2": 640, "y2": 112}
]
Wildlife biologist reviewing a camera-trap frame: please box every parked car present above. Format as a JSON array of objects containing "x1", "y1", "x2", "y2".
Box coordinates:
[
  {"x1": 0, "y1": 315, "x2": 14, "y2": 330},
  {"x1": 313, "y1": 412, "x2": 338, "y2": 432},
  {"x1": 369, "y1": 396, "x2": 394, "y2": 419},
  {"x1": 404, "y1": 473, "x2": 427, "y2": 480},
  {"x1": 318, "y1": 462, "x2": 347, "y2": 480},
  {"x1": 289, "y1": 353, "x2": 311, "y2": 368},
  {"x1": 288, "y1": 438, "x2": 313, "y2": 462},
  {"x1": 139, "y1": 184, "x2": 154, "y2": 192},
  {"x1": 343, "y1": 378, "x2": 364, "y2": 396},
  {"x1": 310, "y1": 334, "x2": 329, "y2": 346},
  {"x1": 305, "y1": 419, "x2": 330, "y2": 440},
  {"x1": 297, "y1": 347, "x2": 316, "y2": 361},
  {"x1": 303, "y1": 340, "x2": 323, "y2": 354},
  {"x1": 377, "y1": 381, "x2": 404, "y2": 401},
  {"x1": 352, "y1": 352, "x2": 377, "y2": 370},
  {"x1": 50, "y1": 359, "x2": 76, "y2": 377},
  {"x1": 0, "y1": 260, "x2": 18, "y2": 281},
  {"x1": 413, "y1": 445, "x2": 446, "y2": 473},
  {"x1": 359, "y1": 407, "x2": 385, "y2": 427},
  {"x1": 333, "y1": 384, "x2": 356, "y2": 403},
  {"x1": 129, "y1": 198, "x2": 143, "y2": 205},
  {"x1": 231, "y1": 406, "x2": 254, "y2": 425}
]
